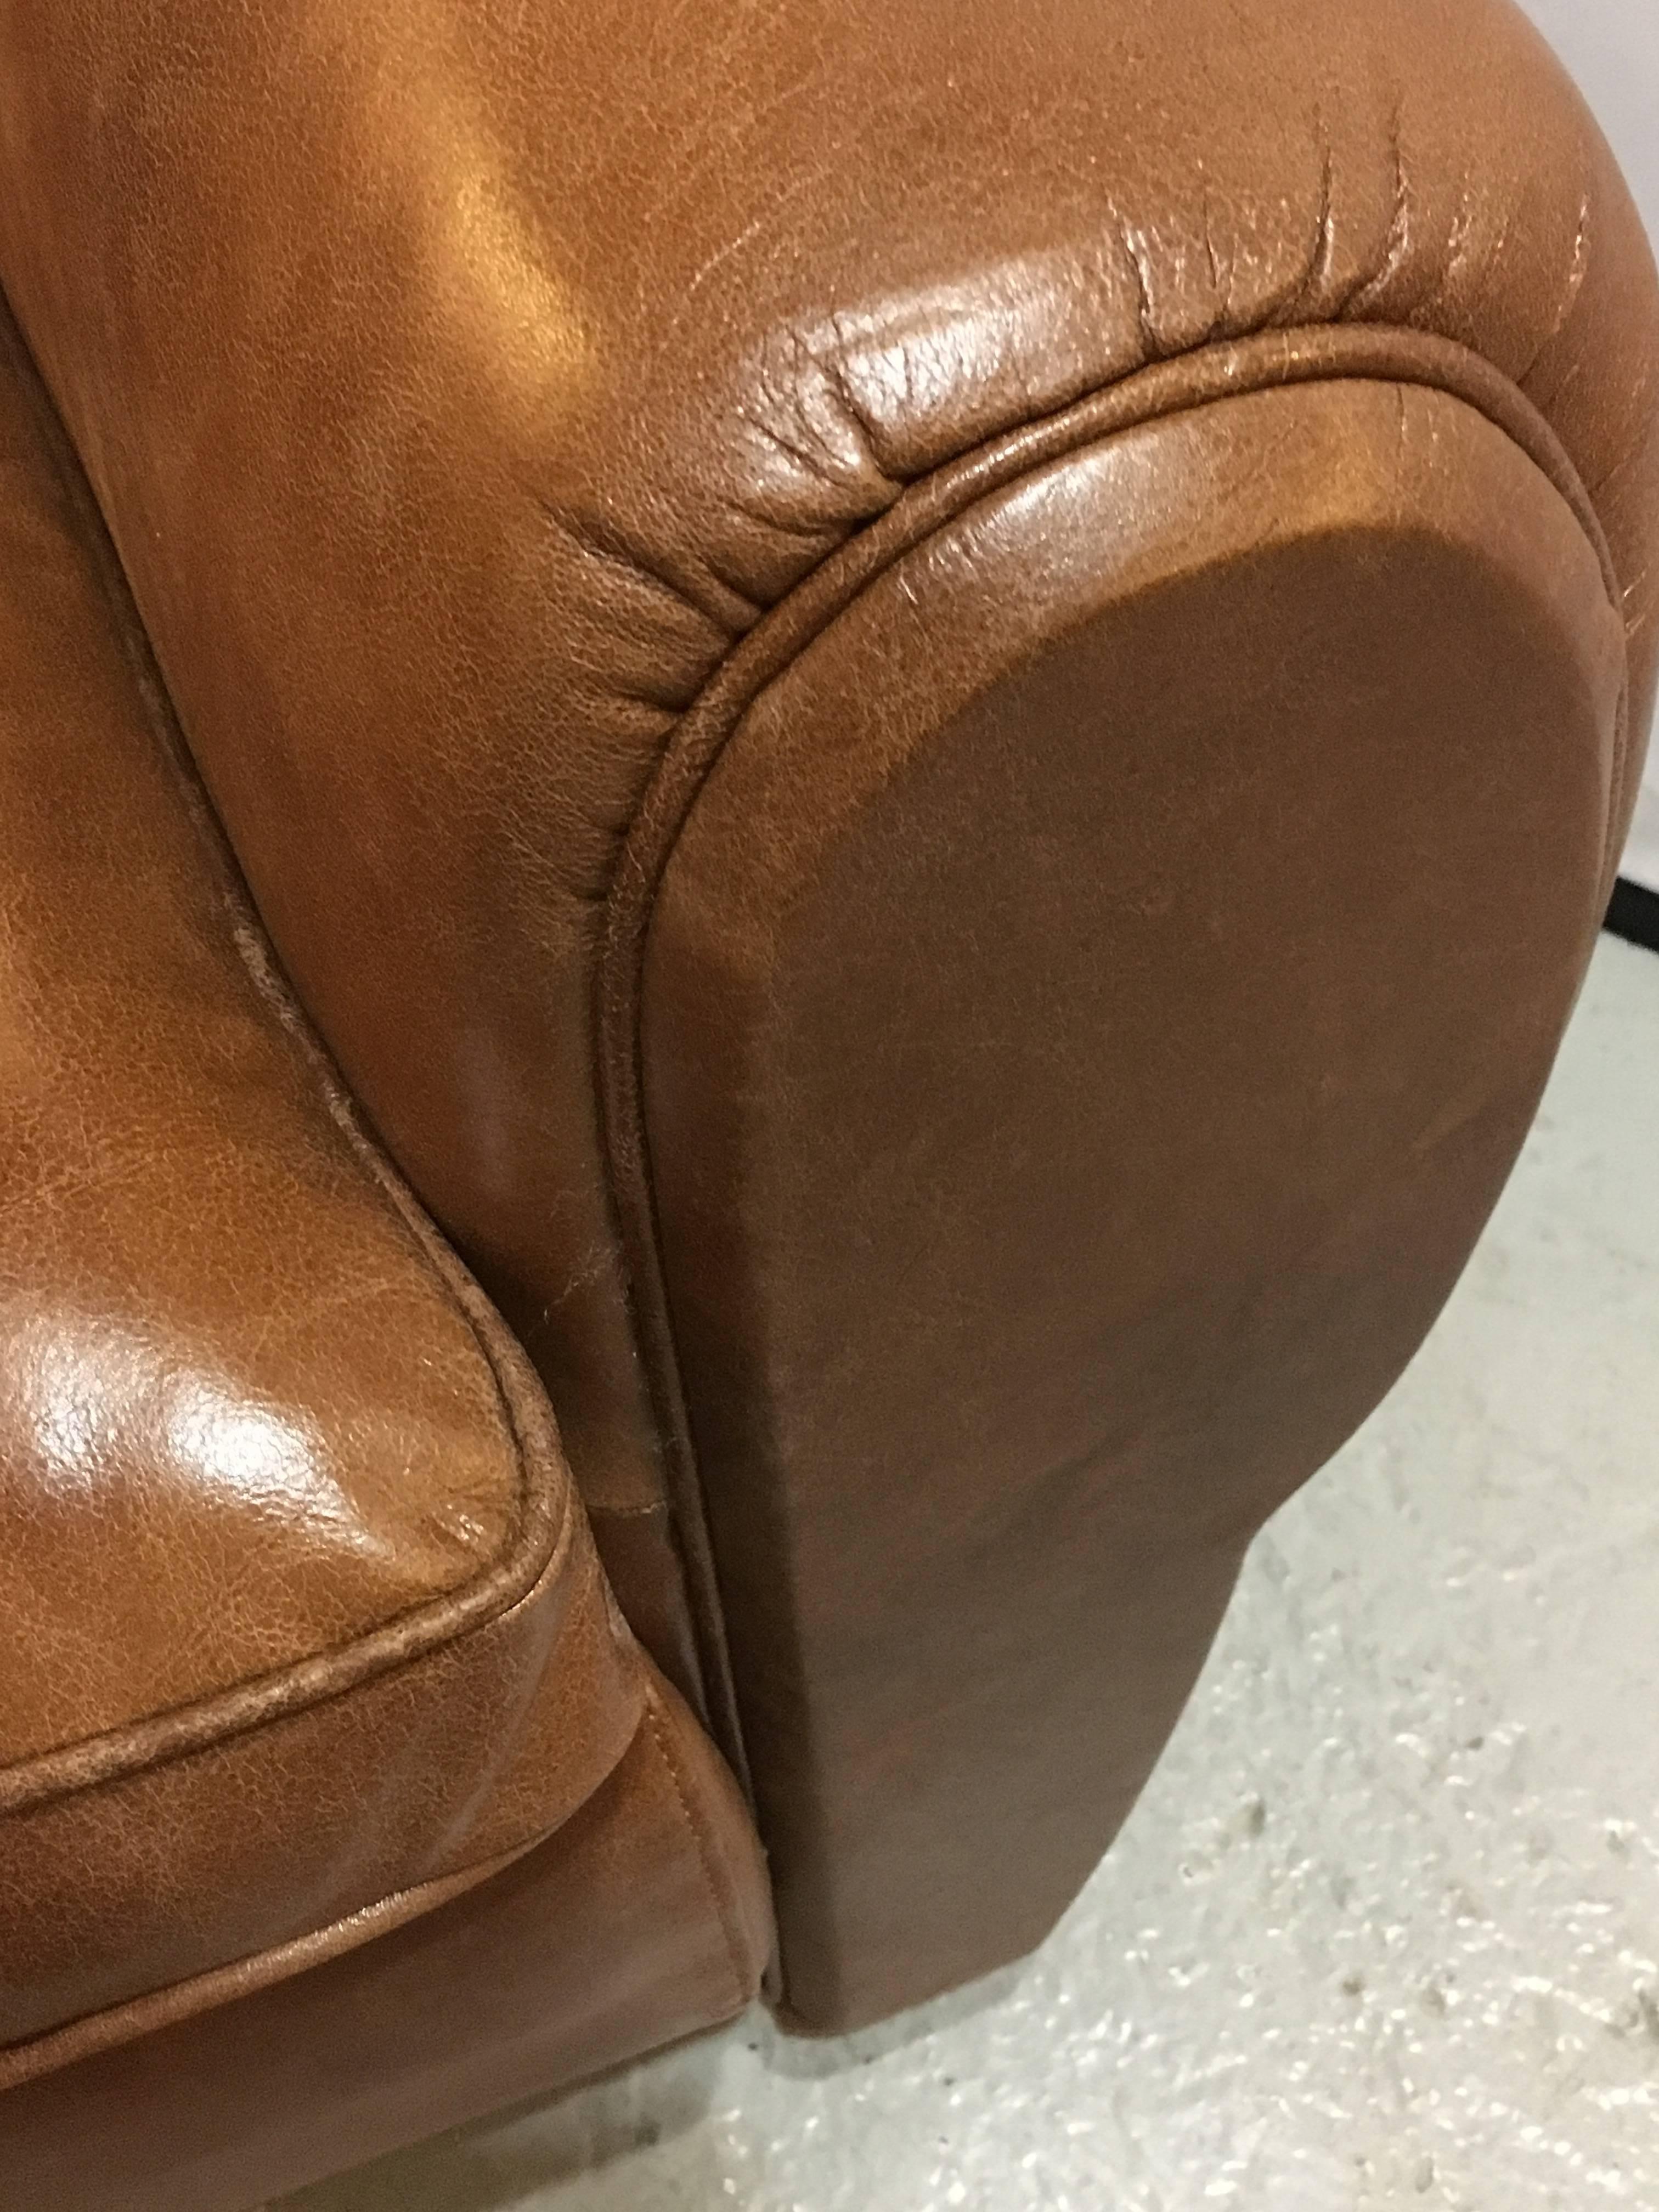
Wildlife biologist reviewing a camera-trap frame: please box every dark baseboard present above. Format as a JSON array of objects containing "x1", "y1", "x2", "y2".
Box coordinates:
[{"x1": 1604, "y1": 876, "x2": 1659, "y2": 953}]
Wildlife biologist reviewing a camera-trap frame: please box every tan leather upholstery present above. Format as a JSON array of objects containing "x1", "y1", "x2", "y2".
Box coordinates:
[
  {"x1": 1, "y1": 1677, "x2": 771, "y2": 2211},
  {"x1": 646, "y1": 368, "x2": 1631, "y2": 2025},
  {"x1": 0, "y1": 0, "x2": 1655, "y2": 2191},
  {"x1": 0, "y1": 296, "x2": 679, "y2": 2076},
  {"x1": 2, "y1": 0, "x2": 1654, "y2": 1725}
]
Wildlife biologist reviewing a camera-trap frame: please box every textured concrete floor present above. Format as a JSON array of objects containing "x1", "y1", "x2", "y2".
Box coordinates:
[{"x1": 289, "y1": 932, "x2": 1659, "y2": 2212}]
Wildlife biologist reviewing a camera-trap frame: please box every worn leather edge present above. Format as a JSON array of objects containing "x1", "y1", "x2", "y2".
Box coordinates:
[
  {"x1": 0, "y1": 295, "x2": 577, "y2": 1818},
  {"x1": 0, "y1": 1675, "x2": 771, "y2": 2106},
  {"x1": 0, "y1": 1832, "x2": 550, "y2": 2095},
  {"x1": 595, "y1": 320, "x2": 1630, "y2": 1813},
  {"x1": 639, "y1": 1680, "x2": 767, "y2": 2018}
]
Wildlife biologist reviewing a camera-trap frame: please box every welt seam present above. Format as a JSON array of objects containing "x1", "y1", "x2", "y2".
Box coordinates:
[
  {"x1": 0, "y1": 1823, "x2": 549, "y2": 2093},
  {"x1": 0, "y1": 289, "x2": 574, "y2": 1820},
  {"x1": 0, "y1": 1520, "x2": 577, "y2": 1818},
  {"x1": 595, "y1": 318, "x2": 1630, "y2": 1829},
  {"x1": 642, "y1": 1688, "x2": 753, "y2": 2015},
  {"x1": 619, "y1": 326, "x2": 1623, "y2": 888}
]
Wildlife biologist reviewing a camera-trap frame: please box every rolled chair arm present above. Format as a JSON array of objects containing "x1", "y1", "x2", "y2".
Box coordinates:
[{"x1": 0, "y1": 0, "x2": 1654, "y2": 2031}]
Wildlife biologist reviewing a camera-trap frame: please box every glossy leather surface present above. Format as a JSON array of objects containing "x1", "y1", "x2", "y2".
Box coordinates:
[
  {"x1": 1, "y1": 1676, "x2": 771, "y2": 2212},
  {"x1": 0, "y1": 0, "x2": 1652, "y2": 2134},
  {"x1": 0, "y1": 0, "x2": 1654, "y2": 1740},
  {"x1": 0, "y1": 304, "x2": 647, "y2": 2073}
]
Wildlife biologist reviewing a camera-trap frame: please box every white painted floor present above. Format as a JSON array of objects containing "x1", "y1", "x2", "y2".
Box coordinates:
[{"x1": 290, "y1": 931, "x2": 1659, "y2": 2212}]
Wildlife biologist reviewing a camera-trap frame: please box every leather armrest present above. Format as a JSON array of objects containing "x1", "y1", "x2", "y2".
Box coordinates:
[{"x1": 0, "y1": 0, "x2": 1655, "y2": 2032}]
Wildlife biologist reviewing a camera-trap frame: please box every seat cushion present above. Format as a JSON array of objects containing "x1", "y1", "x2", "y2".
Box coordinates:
[
  {"x1": 0, "y1": 1673, "x2": 772, "y2": 2212},
  {"x1": 0, "y1": 308, "x2": 644, "y2": 2080}
]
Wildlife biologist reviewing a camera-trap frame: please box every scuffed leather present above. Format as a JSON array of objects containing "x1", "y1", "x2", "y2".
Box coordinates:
[
  {"x1": 0, "y1": 308, "x2": 645, "y2": 2068},
  {"x1": 1, "y1": 1674, "x2": 771, "y2": 2212},
  {"x1": 0, "y1": 0, "x2": 1654, "y2": 2104},
  {"x1": 641, "y1": 373, "x2": 1629, "y2": 2024},
  {"x1": 0, "y1": 1, "x2": 1652, "y2": 1669}
]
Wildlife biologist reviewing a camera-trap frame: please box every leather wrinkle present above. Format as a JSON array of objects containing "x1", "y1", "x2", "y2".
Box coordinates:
[
  {"x1": 593, "y1": 319, "x2": 1630, "y2": 1850},
  {"x1": 0, "y1": 288, "x2": 580, "y2": 1821},
  {"x1": 0, "y1": 1829, "x2": 544, "y2": 2094},
  {"x1": 641, "y1": 1688, "x2": 753, "y2": 2017}
]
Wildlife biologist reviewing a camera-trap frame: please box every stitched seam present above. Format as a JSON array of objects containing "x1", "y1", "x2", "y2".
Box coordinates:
[
  {"x1": 642, "y1": 1689, "x2": 752, "y2": 2018},
  {"x1": 0, "y1": 293, "x2": 572, "y2": 1817},
  {"x1": 0, "y1": 1825, "x2": 550, "y2": 2092},
  {"x1": 596, "y1": 320, "x2": 1632, "y2": 1818}
]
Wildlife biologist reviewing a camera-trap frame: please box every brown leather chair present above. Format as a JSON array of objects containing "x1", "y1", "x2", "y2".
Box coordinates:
[{"x1": 1, "y1": 0, "x2": 1655, "y2": 2201}]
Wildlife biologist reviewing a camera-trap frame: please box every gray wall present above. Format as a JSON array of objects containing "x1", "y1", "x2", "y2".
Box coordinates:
[
  {"x1": 1517, "y1": 0, "x2": 1659, "y2": 885},
  {"x1": 1518, "y1": 0, "x2": 1659, "y2": 247}
]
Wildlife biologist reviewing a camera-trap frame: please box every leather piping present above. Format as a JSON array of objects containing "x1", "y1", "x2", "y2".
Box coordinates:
[
  {"x1": 0, "y1": 296, "x2": 578, "y2": 1820},
  {"x1": 0, "y1": 1694, "x2": 763, "y2": 2094},
  {"x1": 595, "y1": 319, "x2": 1630, "y2": 1809},
  {"x1": 0, "y1": 1829, "x2": 546, "y2": 2093}
]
